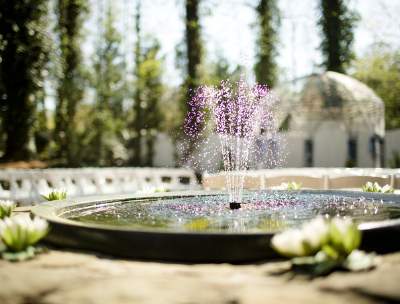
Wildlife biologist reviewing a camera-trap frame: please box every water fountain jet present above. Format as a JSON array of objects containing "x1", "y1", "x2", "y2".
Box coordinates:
[{"x1": 184, "y1": 77, "x2": 278, "y2": 208}]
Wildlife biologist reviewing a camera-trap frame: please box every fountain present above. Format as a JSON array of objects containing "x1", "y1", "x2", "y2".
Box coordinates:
[{"x1": 32, "y1": 78, "x2": 400, "y2": 262}]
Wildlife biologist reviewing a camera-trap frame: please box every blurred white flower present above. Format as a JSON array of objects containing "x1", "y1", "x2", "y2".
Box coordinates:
[
  {"x1": 272, "y1": 228, "x2": 306, "y2": 257},
  {"x1": 272, "y1": 217, "x2": 329, "y2": 257},
  {"x1": 343, "y1": 250, "x2": 378, "y2": 271},
  {"x1": 302, "y1": 217, "x2": 330, "y2": 249},
  {"x1": 273, "y1": 217, "x2": 374, "y2": 276},
  {"x1": 136, "y1": 186, "x2": 168, "y2": 195},
  {"x1": 0, "y1": 214, "x2": 49, "y2": 252},
  {"x1": 330, "y1": 217, "x2": 361, "y2": 255},
  {"x1": 279, "y1": 182, "x2": 302, "y2": 190},
  {"x1": 0, "y1": 200, "x2": 16, "y2": 219},
  {"x1": 380, "y1": 184, "x2": 394, "y2": 194}
]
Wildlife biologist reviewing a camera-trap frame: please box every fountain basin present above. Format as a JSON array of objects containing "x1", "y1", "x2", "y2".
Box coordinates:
[{"x1": 32, "y1": 190, "x2": 400, "y2": 262}]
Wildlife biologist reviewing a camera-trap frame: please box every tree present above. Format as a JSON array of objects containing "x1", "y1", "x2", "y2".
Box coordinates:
[
  {"x1": 203, "y1": 56, "x2": 243, "y2": 86},
  {"x1": 87, "y1": 4, "x2": 126, "y2": 166},
  {"x1": 0, "y1": 0, "x2": 50, "y2": 161},
  {"x1": 185, "y1": 0, "x2": 203, "y2": 101},
  {"x1": 318, "y1": 0, "x2": 359, "y2": 73},
  {"x1": 352, "y1": 46, "x2": 400, "y2": 130},
  {"x1": 131, "y1": 0, "x2": 144, "y2": 166},
  {"x1": 138, "y1": 41, "x2": 164, "y2": 166},
  {"x1": 129, "y1": 1, "x2": 165, "y2": 167},
  {"x1": 54, "y1": 0, "x2": 88, "y2": 166},
  {"x1": 179, "y1": 0, "x2": 203, "y2": 163},
  {"x1": 254, "y1": 0, "x2": 280, "y2": 87}
]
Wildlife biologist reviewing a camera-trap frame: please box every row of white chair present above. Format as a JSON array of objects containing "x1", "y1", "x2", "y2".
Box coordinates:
[{"x1": 0, "y1": 168, "x2": 199, "y2": 205}]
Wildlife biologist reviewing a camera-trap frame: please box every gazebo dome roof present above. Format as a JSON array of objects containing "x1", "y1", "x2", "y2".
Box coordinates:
[{"x1": 276, "y1": 71, "x2": 385, "y2": 136}]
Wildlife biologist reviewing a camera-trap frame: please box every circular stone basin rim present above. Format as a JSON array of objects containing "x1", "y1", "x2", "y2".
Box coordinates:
[{"x1": 32, "y1": 190, "x2": 400, "y2": 235}]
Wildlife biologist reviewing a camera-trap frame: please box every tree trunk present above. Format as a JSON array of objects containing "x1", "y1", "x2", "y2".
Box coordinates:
[
  {"x1": 0, "y1": 0, "x2": 49, "y2": 161},
  {"x1": 132, "y1": 0, "x2": 143, "y2": 166},
  {"x1": 182, "y1": 0, "x2": 202, "y2": 163},
  {"x1": 54, "y1": 0, "x2": 86, "y2": 166},
  {"x1": 254, "y1": 0, "x2": 279, "y2": 87}
]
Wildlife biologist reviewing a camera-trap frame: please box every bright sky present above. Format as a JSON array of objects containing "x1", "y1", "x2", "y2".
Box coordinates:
[{"x1": 85, "y1": 0, "x2": 400, "y2": 86}]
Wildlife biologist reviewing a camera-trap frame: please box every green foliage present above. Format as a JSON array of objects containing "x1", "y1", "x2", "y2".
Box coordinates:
[
  {"x1": 93, "y1": 5, "x2": 125, "y2": 117},
  {"x1": 137, "y1": 41, "x2": 164, "y2": 166},
  {"x1": 130, "y1": 2, "x2": 165, "y2": 166},
  {"x1": 254, "y1": 0, "x2": 280, "y2": 87},
  {"x1": 318, "y1": 0, "x2": 359, "y2": 73},
  {"x1": 388, "y1": 151, "x2": 400, "y2": 168},
  {"x1": 1, "y1": 246, "x2": 47, "y2": 262},
  {"x1": 85, "y1": 4, "x2": 127, "y2": 166},
  {"x1": 202, "y1": 56, "x2": 243, "y2": 86},
  {"x1": 0, "y1": 0, "x2": 50, "y2": 160},
  {"x1": 41, "y1": 189, "x2": 67, "y2": 201},
  {"x1": 54, "y1": 0, "x2": 88, "y2": 166},
  {"x1": 291, "y1": 250, "x2": 376, "y2": 277},
  {"x1": 131, "y1": 1, "x2": 143, "y2": 166},
  {"x1": 352, "y1": 47, "x2": 400, "y2": 130},
  {"x1": 0, "y1": 200, "x2": 16, "y2": 219}
]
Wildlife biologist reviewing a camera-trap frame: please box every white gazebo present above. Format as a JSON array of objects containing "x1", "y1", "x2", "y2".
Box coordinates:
[{"x1": 276, "y1": 71, "x2": 385, "y2": 167}]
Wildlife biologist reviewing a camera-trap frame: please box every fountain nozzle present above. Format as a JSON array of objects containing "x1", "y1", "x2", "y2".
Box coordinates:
[{"x1": 229, "y1": 202, "x2": 241, "y2": 210}]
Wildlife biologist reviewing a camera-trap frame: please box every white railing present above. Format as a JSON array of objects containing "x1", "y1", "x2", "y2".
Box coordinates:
[
  {"x1": 203, "y1": 168, "x2": 400, "y2": 191},
  {"x1": 0, "y1": 168, "x2": 200, "y2": 205}
]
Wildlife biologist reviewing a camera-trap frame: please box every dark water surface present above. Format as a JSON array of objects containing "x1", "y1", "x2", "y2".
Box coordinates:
[{"x1": 62, "y1": 192, "x2": 400, "y2": 233}]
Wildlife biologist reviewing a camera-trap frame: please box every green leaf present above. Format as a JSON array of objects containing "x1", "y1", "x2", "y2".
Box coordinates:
[
  {"x1": 1, "y1": 246, "x2": 48, "y2": 262},
  {"x1": 312, "y1": 260, "x2": 340, "y2": 276},
  {"x1": 322, "y1": 244, "x2": 340, "y2": 260},
  {"x1": 291, "y1": 255, "x2": 340, "y2": 277},
  {"x1": 0, "y1": 201, "x2": 16, "y2": 219},
  {"x1": 1, "y1": 246, "x2": 36, "y2": 262},
  {"x1": 0, "y1": 241, "x2": 6, "y2": 253}
]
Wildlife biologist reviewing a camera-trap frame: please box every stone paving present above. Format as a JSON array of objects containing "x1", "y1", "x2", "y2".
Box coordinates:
[{"x1": 1, "y1": 249, "x2": 399, "y2": 304}]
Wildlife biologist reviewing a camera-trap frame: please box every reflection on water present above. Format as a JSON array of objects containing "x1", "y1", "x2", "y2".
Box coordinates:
[{"x1": 64, "y1": 192, "x2": 400, "y2": 233}]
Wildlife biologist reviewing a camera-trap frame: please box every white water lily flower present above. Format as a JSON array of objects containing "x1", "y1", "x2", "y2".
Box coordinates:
[
  {"x1": 0, "y1": 200, "x2": 16, "y2": 219},
  {"x1": 330, "y1": 218, "x2": 361, "y2": 255},
  {"x1": 343, "y1": 250, "x2": 378, "y2": 271},
  {"x1": 362, "y1": 181, "x2": 378, "y2": 192},
  {"x1": 271, "y1": 228, "x2": 306, "y2": 257},
  {"x1": 331, "y1": 218, "x2": 353, "y2": 235},
  {"x1": 363, "y1": 182, "x2": 373, "y2": 191},
  {"x1": 41, "y1": 189, "x2": 67, "y2": 201},
  {"x1": 302, "y1": 217, "x2": 330, "y2": 250},
  {"x1": 272, "y1": 217, "x2": 329, "y2": 257},
  {"x1": 0, "y1": 214, "x2": 49, "y2": 252},
  {"x1": 280, "y1": 182, "x2": 302, "y2": 190},
  {"x1": 362, "y1": 182, "x2": 394, "y2": 193},
  {"x1": 380, "y1": 184, "x2": 394, "y2": 194}
]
